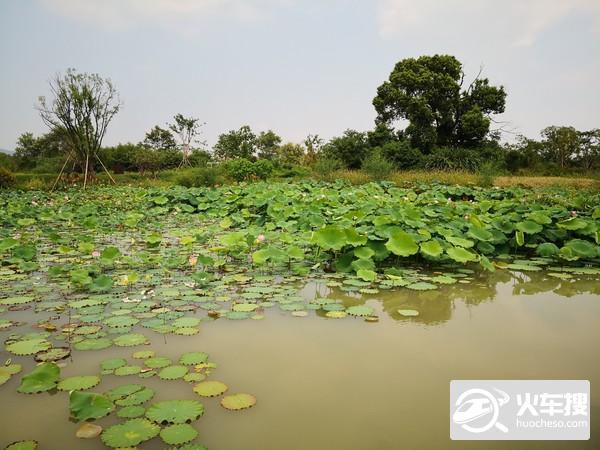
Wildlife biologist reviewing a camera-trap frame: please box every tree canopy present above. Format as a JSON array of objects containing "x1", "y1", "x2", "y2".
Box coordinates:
[
  {"x1": 142, "y1": 125, "x2": 177, "y2": 150},
  {"x1": 373, "y1": 54, "x2": 506, "y2": 150},
  {"x1": 36, "y1": 68, "x2": 121, "y2": 185}
]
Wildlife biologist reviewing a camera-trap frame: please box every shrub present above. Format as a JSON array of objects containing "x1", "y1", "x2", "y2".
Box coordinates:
[
  {"x1": 226, "y1": 158, "x2": 255, "y2": 182},
  {"x1": 313, "y1": 156, "x2": 343, "y2": 181},
  {"x1": 477, "y1": 161, "x2": 499, "y2": 187},
  {"x1": 361, "y1": 150, "x2": 394, "y2": 180},
  {"x1": 176, "y1": 167, "x2": 219, "y2": 187},
  {"x1": 378, "y1": 141, "x2": 423, "y2": 169},
  {"x1": 423, "y1": 147, "x2": 482, "y2": 172},
  {"x1": 321, "y1": 130, "x2": 370, "y2": 169},
  {"x1": 189, "y1": 149, "x2": 212, "y2": 167},
  {"x1": 253, "y1": 159, "x2": 274, "y2": 180},
  {"x1": 0, "y1": 167, "x2": 16, "y2": 188},
  {"x1": 276, "y1": 143, "x2": 305, "y2": 167}
]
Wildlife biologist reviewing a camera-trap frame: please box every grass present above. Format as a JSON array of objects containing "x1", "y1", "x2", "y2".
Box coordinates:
[{"x1": 7, "y1": 168, "x2": 600, "y2": 191}]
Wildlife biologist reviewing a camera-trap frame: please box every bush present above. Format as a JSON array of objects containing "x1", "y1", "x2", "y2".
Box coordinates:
[
  {"x1": 0, "y1": 167, "x2": 16, "y2": 188},
  {"x1": 189, "y1": 150, "x2": 212, "y2": 167},
  {"x1": 377, "y1": 141, "x2": 423, "y2": 170},
  {"x1": 176, "y1": 167, "x2": 220, "y2": 187},
  {"x1": 321, "y1": 130, "x2": 370, "y2": 169},
  {"x1": 226, "y1": 158, "x2": 255, "y2": 182},
  {"x1": 477, "y1": 161, "x2": 499, "y2": 187},
  {"x1": 361, "y1": 150, "x2": 394, "y2": 180},
  {"x1": 423, "y1": 147, "x2": 482, "y2": 172},
  {"x1": 313, "y1": 156, "x2": 343, "y2": 181},
  {"x1": 253, "y1": 159, "x2": 274, "y2": 180},
  {"x1": 28, "y1": 156, "x2": 65, "y2": 174}
]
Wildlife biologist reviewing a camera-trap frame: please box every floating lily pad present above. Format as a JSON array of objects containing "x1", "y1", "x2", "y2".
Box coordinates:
[
  {"x1": 70, "y1": 390, "x2": 114, "y2": 421},
  {"x1": 193, "y1": 380, "x2": 228, "y2": 397},
  {"x1": 117, "y1": 405, "x2": 146, "y2": 419},
  {"x1": 57, "y1": 375, "x2": 100, "y2": 391},
  {"x1": 406, "y1": 282, "x2": 438, "y2": 291},
  {"x1": 158, "y1": 365, "x2": 188, "y2": 380},
  {"x1": 101, "y1": 358, "x2": 127, "y2": 370},
  {"x1": 113, "y1": 333, "x2": 149, "y2": 347},
  {"x1": 17, "y1": 362, "x2": 60, "y2": 394},
  {"x1": 160, "y1": 423, "x2": 198, "y2": 446},
  {"x1": 144, "y1": 357, "x2": 172, "y2": 369},
  {"x1": 115, "y1": 365, "x2": 142, "y2": 376},
  {"x1": 221, "y1": 393, "x2": 257, "y2": 410},
  {"x1": 74, "y1": 338, "x2": 112, "y2": 351},
  {"x1": 114, "y1": 387, "x2": 155, "y2": 407},
  {"x1": 132, "y1": 350, "x2": 155, "y2": 359},
  {"x1": 6, "y1": 338, "x2": 51, "y2": 356},
  {"x1": 179, "y1": 352, "x2": 209, "y2": 366},
  {"x1": 101, "y1": 418, "x2": 160, "y2": 448},
  {"x1": 346, "y1": 305, "x2": 374, "y2": 317},
  {"x1": 0, "y1": 363, "x2": 22, "y2": 386},
  {"x1": 146, "y1": 400, "x2": 205, "y2": 424}
]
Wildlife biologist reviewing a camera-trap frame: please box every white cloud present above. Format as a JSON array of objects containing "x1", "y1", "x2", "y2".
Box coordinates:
[
  {"x1": 40, "y1": 0, "x2": 293, "y2": 33},
  {"x1": 377, "y1": 0, "x2": 600, "y2": 46}
]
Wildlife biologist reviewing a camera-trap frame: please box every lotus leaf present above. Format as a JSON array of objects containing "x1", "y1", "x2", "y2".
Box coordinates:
[
  {"x1": 101, "y1": 418, "x2": 160, "y2": 448},
  {"x1": 193, "y1": 380, "x2": 228, "y2": 397},
  {"x1": 17, "y1": 362, "x2": 60, "y2": 394},
  {"x1": 145, "y1": 400, "x2": 205, "y2": 424},
  {"x1": 69, "y1": 390, "x2": 114, "y2": 421},
  {"x1": 221, "y1": 393, "x2": 257, "y2": 410},
  {"x1": 160, "y1": 423, "x2": 199, "y2": 446}
]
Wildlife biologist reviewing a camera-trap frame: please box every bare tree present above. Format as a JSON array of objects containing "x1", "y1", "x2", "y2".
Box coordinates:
[
  {"x1": 37, "y1": 68, "x2": 121, "y2": 188},
  {"x1": 169, "y1": 114, "x2": 206, "y2": 167}
]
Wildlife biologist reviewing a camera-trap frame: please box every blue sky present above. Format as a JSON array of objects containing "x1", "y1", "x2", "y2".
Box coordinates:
[{"x1": 1, "y1": 0, "x2": 599, "y2": 151}]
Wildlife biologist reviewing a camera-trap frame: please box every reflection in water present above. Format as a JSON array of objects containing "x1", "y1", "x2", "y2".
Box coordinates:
[{"x1": 306, "y1": 270, "x2": 600, "y2": 326}]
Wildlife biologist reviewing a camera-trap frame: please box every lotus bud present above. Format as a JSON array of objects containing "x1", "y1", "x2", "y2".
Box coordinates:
[
  {"x1": 571, "y1": 210, "x2": 577, "y2": 217},
  {"x1": 256, "y1": 234, "x2": 266, "y2": 243},
  {"x1": 189, "y1": 255, "x2": 198, "y2": 266}
]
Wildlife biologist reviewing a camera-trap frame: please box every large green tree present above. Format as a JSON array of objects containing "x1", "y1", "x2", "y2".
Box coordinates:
[
  {"x1": 577, "y1": 129, "x2": 600, "y2": 170},
  {"x1": 540, "y1": 126, "x2": 579, "y2": 170},
  {"x1": 142, "y1": 125, "x2": 177, "y2": 150},
  {"x1": 213, "y1": 125, "x2": 257, "y2": 160},
  {"x1": 37, "y1": 68, "x2": 121, "y2": 186},
  {"x1": 256, "y1": 130, "x2": 282, "y2": 160},
  {"x1": 373, "y1": 55, "x2": 506, "y2": 150}
]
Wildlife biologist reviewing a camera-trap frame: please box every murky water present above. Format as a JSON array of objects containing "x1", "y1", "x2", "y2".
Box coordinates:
[{"x1": 1, "y1": 271, "x2": 599, "y2": 449}]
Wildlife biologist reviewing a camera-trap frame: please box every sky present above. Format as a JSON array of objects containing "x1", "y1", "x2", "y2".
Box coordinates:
[{"x1": 0, "y1": 0, "x2": 599, "y2": 151}]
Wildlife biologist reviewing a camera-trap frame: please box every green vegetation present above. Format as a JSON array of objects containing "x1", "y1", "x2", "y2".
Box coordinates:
[{"x1": 1, "y1": 55, "x2": 598, "y2": 190}]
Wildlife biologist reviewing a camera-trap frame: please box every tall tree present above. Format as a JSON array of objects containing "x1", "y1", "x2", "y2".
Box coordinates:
[
  {"x1": 213, "y1": 125, "x2": 257, "y2": 160},
  {"x1": 169, "y1": 114, "x2": 205, "y2": 167},
  {"x1": 373, "y1": 55, "x2": 506, "y2": 150},
  {"x1": 540, "y1": 126, "x2": 580, "y2": 170},
  {"x1": 37, "y1": 68, "x2": 121, "y2": 187},
  {"x1": 256, "y1": 130, "x2": 282, "y2": 159},
  {"x1": 577, "y1": 129, "x2": 600, "y2": 170},
  {"x1": 142, "y1": 125, "x2": 177, "y2": 150},
  {"x1": 322, "y1": 130, "x2": 370, "y2": 169}
]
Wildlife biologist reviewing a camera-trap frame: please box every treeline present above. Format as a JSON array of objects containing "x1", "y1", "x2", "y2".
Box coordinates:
[
  {"x1": 1, "y1": 55, "x2": 599, "y2": 185},
  {"x1": 3, "y1": 122, "x2": 599, "y2": 177}
]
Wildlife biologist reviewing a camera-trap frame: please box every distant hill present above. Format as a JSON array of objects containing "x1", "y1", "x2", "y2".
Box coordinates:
[{"x1": 0, "y1": 148, "x2": 13, "y2": 155}]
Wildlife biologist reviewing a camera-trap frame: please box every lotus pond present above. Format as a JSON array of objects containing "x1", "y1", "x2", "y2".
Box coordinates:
[{"x1": 0, "y1": 181, "x2": 599, "y2": 449}]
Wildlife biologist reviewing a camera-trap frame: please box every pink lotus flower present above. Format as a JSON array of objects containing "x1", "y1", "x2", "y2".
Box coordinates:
[
  {"x1": 571, "y1": 210, "x2": 577, "y2": 217},
  {"x1": 92, "y1": 251, "x2": 100, "y2": 258},
  {"x1": 256, "y1": 234, "x2": 266, "y2": 243}
]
